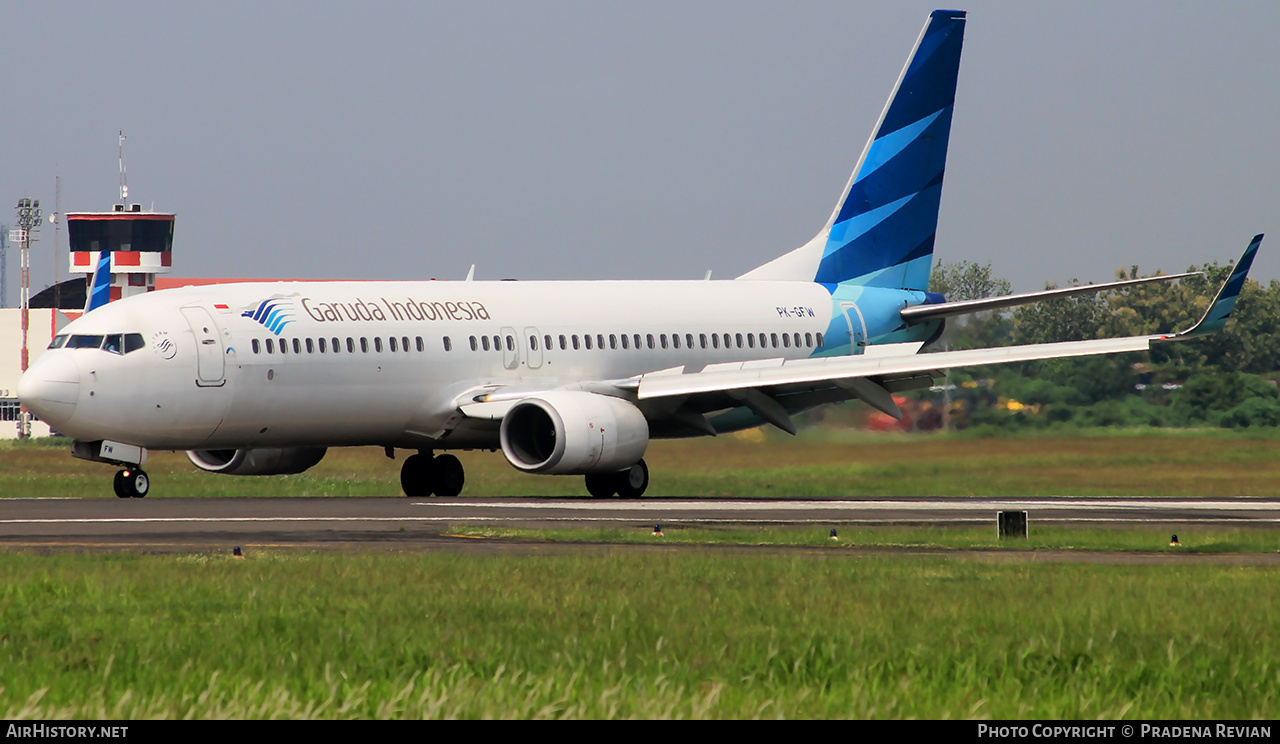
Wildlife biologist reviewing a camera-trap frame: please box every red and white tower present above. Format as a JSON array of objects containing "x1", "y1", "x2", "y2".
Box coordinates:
[{"x1": 67, "y1": 132, "x2": 174, "y2": 309}]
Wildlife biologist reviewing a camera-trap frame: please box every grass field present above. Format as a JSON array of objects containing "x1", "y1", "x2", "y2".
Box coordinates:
[
  {"x1": 3, "y1": 429, "x2": 1278, "y2": 719},
  {"x1": 447, "y1": 524, "x2": 1280, "y2": 555},
  {"x1": 2, "y1": 551, "x2": 1278, "y2": 719},
  {"x1": 5, "y1": 427, "x2": 1280, "y2": 499}
]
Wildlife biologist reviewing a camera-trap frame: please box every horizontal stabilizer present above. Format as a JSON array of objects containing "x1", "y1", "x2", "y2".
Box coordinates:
[{"x1": 900, "y1": 271, "x2": 1200, "y2": 323}]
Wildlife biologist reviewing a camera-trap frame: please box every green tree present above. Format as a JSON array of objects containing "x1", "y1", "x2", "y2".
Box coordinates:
[{"x1": 928, "y1": 260, "x2": 1014, "y2": 350}]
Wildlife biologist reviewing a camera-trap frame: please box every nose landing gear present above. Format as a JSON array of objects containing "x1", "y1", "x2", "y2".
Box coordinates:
[
  {"x1": 400, "y1": 452, "x2": 466, "y2": 498},
  {"x1": 112, "y1": 468, "x2": 150, "y2": 498}
]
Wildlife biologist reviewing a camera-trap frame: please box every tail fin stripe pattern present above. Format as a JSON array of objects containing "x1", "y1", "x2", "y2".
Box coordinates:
[
  {"x1": 815, "y1": 10, "x2": 965, "y2": 290},
  {"x1": 852, "y1": 111, "x2": 943, "y2": 185}
]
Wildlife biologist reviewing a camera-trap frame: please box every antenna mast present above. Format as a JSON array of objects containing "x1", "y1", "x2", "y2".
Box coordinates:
[
  {"x1": 53, "y1": 175, "x2": 62, "y2": 313},
  {"x1": 118, "y1": 130, "x2": 128, "y2": 207}
]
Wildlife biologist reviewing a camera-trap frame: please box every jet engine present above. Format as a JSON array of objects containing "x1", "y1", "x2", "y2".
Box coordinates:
[
  {"x1": 500, "y1": 391, "x2": 648, "y2": 474},
  {"x1": 186, "y1": 447, "x2": 328, "y2": 476}
]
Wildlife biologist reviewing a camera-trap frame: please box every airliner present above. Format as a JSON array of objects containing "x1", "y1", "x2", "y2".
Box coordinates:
[{"x1": 17, "y1": 10, "x2": 1262, "y2": 499}]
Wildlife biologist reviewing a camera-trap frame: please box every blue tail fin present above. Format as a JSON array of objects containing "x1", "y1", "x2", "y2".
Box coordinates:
[
  {"x1": 814, "y1": 9, "x2": 966, "y2": 290},
  {"x1": 85, "y1": 250, "x2": 112, "y2": 312}
]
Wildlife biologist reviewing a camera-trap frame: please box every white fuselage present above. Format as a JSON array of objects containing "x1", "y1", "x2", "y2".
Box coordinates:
[{"x1": 21, "y1": 280, "x2": 840, "y2": 451}]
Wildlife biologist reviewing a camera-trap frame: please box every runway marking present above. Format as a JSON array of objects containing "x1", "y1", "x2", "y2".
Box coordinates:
[
  {"x1": 2, "y1": 517, "x2": 1280, "y2": 525},
  {"x1": 424, "y1": 499, "x2": 1280, "y2": 512}
]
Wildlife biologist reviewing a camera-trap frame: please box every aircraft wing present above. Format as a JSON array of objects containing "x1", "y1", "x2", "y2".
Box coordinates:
[
  {"x1": 623, "y1": 234, "x2": 1264, "y2": 433},
  {"x1": 461, "y1": 235, "x2": 1261, "y2": 434}
]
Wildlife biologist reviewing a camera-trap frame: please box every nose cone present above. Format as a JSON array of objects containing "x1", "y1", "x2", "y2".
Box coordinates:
[{"x1": 17, "y1": 353, "x2": 80, "y2": 427}]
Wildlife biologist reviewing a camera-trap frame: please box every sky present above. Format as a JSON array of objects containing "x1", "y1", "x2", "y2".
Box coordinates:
[{"x1": 3, "y1": 1, "x2": 1277, "y2": 304}]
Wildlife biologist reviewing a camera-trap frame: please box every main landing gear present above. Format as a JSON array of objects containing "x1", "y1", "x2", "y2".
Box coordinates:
[
  {"x1": 400, "y1": 452, "x2": 465, "y2": 498},
  {"x1": 112, "y1": 468, "x2": 150, "y2": 499},
  {"x1": 584, "y1": 459, "x2": 649, "y2": 499}
]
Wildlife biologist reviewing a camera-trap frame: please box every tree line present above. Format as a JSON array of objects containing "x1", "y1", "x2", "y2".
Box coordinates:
[{"x1": 922, "y1": 258, "x2": 1280, "y2": 430}]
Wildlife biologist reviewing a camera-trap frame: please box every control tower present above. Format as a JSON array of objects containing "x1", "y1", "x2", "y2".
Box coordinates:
[
  {"x1": 66, "y1": 204, "x2": 174, "y2": 310},
  {"x1": 66, "y1": 132, "x2": 175, "y2": 311}
]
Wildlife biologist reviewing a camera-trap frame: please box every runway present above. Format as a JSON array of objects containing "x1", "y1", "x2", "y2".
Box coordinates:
[{"x1": 2, "y1": 496, "x2": 1279, "y2": 552}]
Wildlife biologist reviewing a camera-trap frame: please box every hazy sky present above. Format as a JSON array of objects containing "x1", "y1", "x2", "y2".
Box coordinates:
[{"x1": 3, "y1": 1, "x2": 1277, "y2": 303}]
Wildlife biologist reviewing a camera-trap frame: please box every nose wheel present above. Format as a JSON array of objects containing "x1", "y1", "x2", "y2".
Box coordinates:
[
  {"x1": 112, "y1": 469, "x2": 150, "y2": 499},
  {"x1": 400, "y1": 453, "x2": 466, "y2": 497}
]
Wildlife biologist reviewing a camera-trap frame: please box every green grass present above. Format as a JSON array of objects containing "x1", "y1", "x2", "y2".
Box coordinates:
[
  {"x1": 1, "y1": 551, "x2": 1277, "y2": 719},
  {"x1": 446, "y1": 524, "x2": 1280, "y2": 555},
  {"x1": 6, "y1": 428, "x2": 1280, "y2": 498}
]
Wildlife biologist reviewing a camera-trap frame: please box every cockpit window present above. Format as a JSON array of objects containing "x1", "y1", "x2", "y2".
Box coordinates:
[
  {"x1": 62, "y1": 333, "x2": 146, "y2": 353},
  {"x1": 66, "y1": 335, "x2": 105, "y2": 349}
]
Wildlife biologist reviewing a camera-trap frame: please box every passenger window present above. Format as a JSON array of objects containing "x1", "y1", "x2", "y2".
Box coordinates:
[
  {"x1": 482, "y1": 336, "x2": 491, "y2": 351},
  {"x1": 389, "y1": 337, "x2": 398, "y2": 352},
  {"x1": 544, "y1": 334, "x2": 552, "y2": 350},
  {"x1": 699, "y1": 334, "x2": 707, "y2": 349},
  {"x1": 609, "y1": 334, "x2": 617, "y2": 350},
  {"x1": 266, "y1": 338, "x2": 275, "y2": 354},
  {"x1": 559, "y1": 334, "x2": 567, "y2": 350},
  {"x1": 252, "y1": 339, "x2": 261, "y2": 354},
  {"x1": 103, "y1": 334, "x2": 124, "y2": 354},
  {"x1": 621, "y1": 334, "x2": 630, "y2": 350},
  {"x1": 306, "y1": 338, "x2": 315, "y2": 354},
  {"x1": 660, "y1": 334, "x2": 668, "y2": 349},
  {"x1": 293, "y1": 338, "x2": 302, "y2": 354},
  {"x1": 443, "y1": 336, "x2": 453, "y2": 352},
  {"x1": 805, "y1": 332, "x2": 813, "y2": 348},
  {"x1": 747, "y1": 334, "x2": 755, "y2": 349},
  {"x1": 318, "y1": 338, "x2": 327, "y2": 353},
  {"x1": 360, "y1": 338, "x2": 369, "y2": 353},
  {"x1": 685, "y1": 334, "x2": 693, "y2": 349},
  {"x1": 470, "y1": 336, "x2": 478, "y2": 351},
  {"x1": 492, "y1": 335, "x2": 501, "y2": 351},
  {"x1": 712, "y1": 334, "x2": 719, "y2": 349},
  {"x1": 417, "y1": 337, "x2": 425, "y2": 352},
  {"x1": 722, "y1": 333, "x2": 731, "y2": 349},
  {"x1": 771, "y1": 333, "x2": 779, "y2": 348},
  {"x1": 347, "y1": 337, "x2": 355, "y2": 353},
  {"x1": 585, "y1": 335, "x2": 593, "y2": 350},
  {"x1": 646, "y1": 334, "x2": 655, "y2": 350},
  {"x1": 735, "y1": 333, "x2": 743, "y2": 349},
  {"x1": 671, "y1": 333, "x2": 679, "y2": 349},
  {"x1": 783, "y1": 334, "x2": 791, "y2": 348},
  {"x1": 530, "y1": 335, "x2": 539, "y2": 351},
  {"x1": 333, "y1": 337, "x2": 341, "y2": 353},
  {"x1": 596, "y1": 334, "x2": 604, "y2": 350},
  {"x1": 816, "y1": 332, "x2": 824, "y2": 348},
  {"x1": 280, "y1": 339, "x2": 289, "y2": 355},
  {"x1": 572, "y1": 335, "x2": 580, "y2": 350},
  {"x1": 794, "y1": 333, "x2": 802, "y2": 348},
  {"x1": 402, "y1": 336, "x2": 410, "y2": 352},
  {"x1": 506, "y1": 336, "x2": 514, "y2": 351}
]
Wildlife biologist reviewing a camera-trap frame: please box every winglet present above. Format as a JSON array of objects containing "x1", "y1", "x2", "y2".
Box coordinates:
[{"x1": 1163, "y1": 234, "x2": 1263, "y2": 341}]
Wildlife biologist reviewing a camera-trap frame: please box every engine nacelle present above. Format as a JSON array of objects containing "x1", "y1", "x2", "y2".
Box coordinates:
[
  {"x1": 500, "y1": 391, "x2": 648, "y2": 474},
  {"x1": 186, "y1": 447, "x2": 328, "y2": 476}
]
